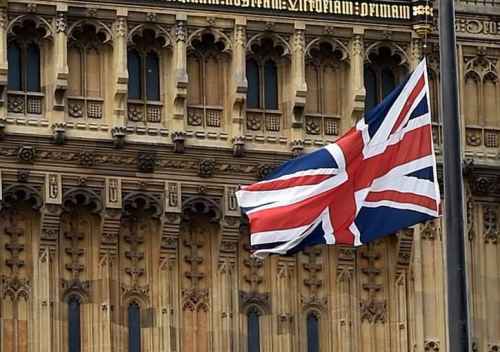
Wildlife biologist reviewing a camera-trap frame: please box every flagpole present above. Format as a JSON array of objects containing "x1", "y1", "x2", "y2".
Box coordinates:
[{"x1": 438, "y1": 0, "x2": 471, "y2": 350}]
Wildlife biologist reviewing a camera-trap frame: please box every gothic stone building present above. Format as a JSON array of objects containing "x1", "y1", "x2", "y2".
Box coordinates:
[{"x1": 0, "y1": 0, "x2": 498, "y2": 351}]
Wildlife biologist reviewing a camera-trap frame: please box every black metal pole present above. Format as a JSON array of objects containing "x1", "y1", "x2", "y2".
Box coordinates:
[{"x1": 438, "y1": 0, "x2": 471, "y2": 351}]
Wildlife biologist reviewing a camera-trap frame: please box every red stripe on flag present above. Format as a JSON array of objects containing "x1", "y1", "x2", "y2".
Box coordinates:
[
  {"x1": 244, "y1": 174, "x2": 333, "y2": 192},
  {"x1": 352, "y1": 125, "x2": 432, "y2": 191},
  {"x1": 390, "y1": 75, "x2": 425, "y2": 134},
  {"x1": 365, "y1": 190, "x2": 438, "y2": 211}
]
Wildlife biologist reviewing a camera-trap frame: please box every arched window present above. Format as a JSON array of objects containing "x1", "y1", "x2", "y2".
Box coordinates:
[
  {"x1": 306, "y1": 312, "x2": 320, "y2": 352},
  {"x1": 305, "y1": 42, "x2": 345, "y2": 139},
  {"x1": 127, "y1": 28, "x2": 165, "y2": 124},
  {"x1": 67, "y1": 24, "x2": 107, "y2": 120},
  {"x1": 67, "y1": 295, "x2": 81, "y2": 352},
  {"x1": 7, "y1": 19, "x2": 44, "y2": 116},
  {"x1": 187, "y1": 32, "x2": 227, "y2": 129},
  {"x1": 364, "y1": 47, "x2": 407, "y2": 112},
  {"x1": 128, "y1": 302, "x2": 141, "y2": 352},
  {"x1": 245, "y1": 37, "x2": 286, "y2": 134},
  {"x1": 247, "y1": 306, "x2": 261, "y2": 352},
  {"x1": 247, "y1": 58, "x2": 260, "y2": 109}
]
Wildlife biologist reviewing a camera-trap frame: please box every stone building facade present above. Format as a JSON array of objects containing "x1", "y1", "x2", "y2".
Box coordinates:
[{"x1": 0, "y1": 0, "x2": 498, "y2": 351}]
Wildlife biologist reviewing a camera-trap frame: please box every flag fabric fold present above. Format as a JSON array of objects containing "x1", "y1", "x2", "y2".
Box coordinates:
[{"x1": 236, "y1": 59, "x2": 441, "y2": 257}]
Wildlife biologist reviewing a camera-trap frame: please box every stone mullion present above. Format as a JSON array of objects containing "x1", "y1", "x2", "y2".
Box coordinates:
[
  {"x1": 274, "y1": 258, "x2": 295, "y2": 352},
  {"x1": 349, "y1": 31, "x2": 365, "y2": 122}
]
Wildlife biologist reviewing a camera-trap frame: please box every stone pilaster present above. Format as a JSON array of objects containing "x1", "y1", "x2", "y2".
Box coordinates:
[
  {"x1": 0, "y1": 6, "x2": 7, "y2": 110},
  {"x1": 349, "y1": 30, "x2": 365, "y2": 122},
  {"x1": 52, "y1": 5, "x2": 68, "y2": 112},
  {"x1": 113, "y1": 11, "x2": 128, "y2": 126},
  {"x1": 230, "y1": 19, "x2": 247, "y2": 147},
  {"x1": 172, "y1": 15, "x2": 188, "y2": 130}
]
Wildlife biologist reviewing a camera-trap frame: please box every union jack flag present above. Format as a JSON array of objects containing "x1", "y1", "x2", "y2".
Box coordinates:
[{"x1": 236, "y1": 59, "x2": 440, "y2": 257}]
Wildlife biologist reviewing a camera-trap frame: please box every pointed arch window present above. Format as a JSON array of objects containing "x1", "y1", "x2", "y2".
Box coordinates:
[
  {"x1": 305, "y1": 42, "x2": 345, "y2": 139},
  {"x1": 364, "y1": 47, "x2": 407, "y2": 112},
  {"x1": 187, "y1": 32, "x2": 227, "y2": 129},
  {"x1": 67, "y1": 295, "x2": 81, "y2": 352},
  {"x1": 128, "y1": 302, "x2": 141, "y2": 352},
  {"x1": 247, "y1": 306, "x2": 261, "y2": 352},
  {"x1": 7, "y1": 19, "x2": 44, "y2": 116},
  {"x1": 67, "y1": 24, "x2": 108, "y2": 120},
  {"x1": 306, "y1": 312, "x2": 320, "y2": 352},
  {"x1": 127, "y1": 28, "x2": 165, "y2": 125}
]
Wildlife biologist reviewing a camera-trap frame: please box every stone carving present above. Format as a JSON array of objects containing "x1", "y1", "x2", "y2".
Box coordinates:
[
  {"x1": 137, "y1": 152, "x2": 156, "y2": 173},
  {"x1": 290, "y1": 140, "x2": 304, "y2": 157},
  {"x1": 182, "y1": 196, "x2": 221, "y2": 223},
  {"x1": 483, "y1": 205, "x2": 499, "y2": 244},
  {"x1": 55, "y1": 12, "x2": 67, "y2": 33},
  {"x1": 232, "y1": 136, "x2": 245, "y2": 157},
  {"x1": 16, "y1": 170, "x2": 29, "y2": 183},
  {"x1": 171, "y1": 131, "x2": 186, "y2": 153},
  {"x1": 199, "y1": 159, "x2": 216, "y2": 178},
  {"x1": 489, "y1": 344, "x2": 500, "y2": 352},
  {"x1": 79, "y1": 151, "x2": 95, "y2": 167},
  {"x1": 359, "y1": 244, "x2": 386, "y2": 324},
  {"x1": 17, "y1": 145, "x2": 36, "y2": 163},
  {"x1": 111, "y1": 126, "x2": 127, "y2": 148},
  {"x1": 1, "y1": 184, "x2": 43, "y2": 210},
  {"x1": 421, "y1": 220, "x2": 439, "y2": 241},
  {"x1": 62, "y1": 188, "x2": 103, "y2": 214},
  {"x1": 52, "y1": 122, "x2": 66, "y2": 144},
  {"x1": 257, "y1": 164, "x2": 275, "y2": 181},
  {"x1": 1, "y1": 276, "x2": 31, "y2": 302},
  {"x1": 121, "y1": 221, "x2": 149, "y2": 303},
  {"x1": 424, "y1": 339, "x2": 440, "y2": 352},
  {"x1": 175, "y1": 20, "x2": 186, "y2": 42},
  {"x1": 123, "y1": 192, "x2": 163, "y2": 219},
  {"x1": 302, "y1": 246, "x2": 327, "y2": 311}
]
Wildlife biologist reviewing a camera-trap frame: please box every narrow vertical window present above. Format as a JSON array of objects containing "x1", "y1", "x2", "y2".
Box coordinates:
[
  {"x1": 246, "y1": 59, "x2": 260, "y2": 109},
  {"x1": 7, "y1": 42, "x2": 22, "y2": 91},
  {"x1": 128, "y1": 50, "x2": 142, "y2": 100},
  {"x1": 364, "y1": 66, "x2": 377, "y2": 112},
  {"x1": 306, "y1": 313, "x2": 319, "y2": 352},
  {"x1": 145, "y1": 51, "x2": 160, "y2": 101},
  {"x1": 247, "y1": 307, "x2": 261, "y2": 352},
  {"x1": 68, "y1": 296, "x2": 81, "y2": 352},
  {"x1": 128, "y1": 303, "x2": 141, "y2": 352},
  {"x1": 381, "y1": 68, "x2": 396, "y2": 100},
  {"x1": 26, "y1": 43, "x2": 41, "y2": 92},
  {"x1": 264, "y1": 60, "x2": 278, "y2": 110}
]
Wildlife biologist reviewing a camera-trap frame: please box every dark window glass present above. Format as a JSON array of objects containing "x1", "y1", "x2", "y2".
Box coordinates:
[
  {"x1": 128, "y1": 50, "x2": 142, "y2": 99},
  {"x1": 381, "y1": 68, "x2": 396, "y2": 100},
  {"x1": 128, "y1": 303, "x2": 141, "y2": 352},
  {"x1": 27, "y1": 43, "x2": 41, "y2": 92},
  {"x1": 306, "y1": 313, "x2": 320, "y2": 352},
  {"x1": 247, "y1": 307, "x2": 260, "y2": 352},
  {"x1": 68, "y1": 296, "x2": 81, "y2": 352},
  {"x1": 364, "y1": 66, "x2": 377, "y2": 112},
  {"x1": 246, "y1": 59, "x2": 260, "y2": 109},
  {"x1": 264, "y1": 60, "x2": 278, "y2": 110},
  {"x1": 7, "y1": 43, "x2": 22, "y2": 91},
  {"x1": 146, "y1": 51, "x2": 160, "y2": 101}
]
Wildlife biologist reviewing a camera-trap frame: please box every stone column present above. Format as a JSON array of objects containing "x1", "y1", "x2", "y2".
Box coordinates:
[
  {"x1": 112, "y1": 11, "x2": 128, "y2": 126},
  {"x1": 410, "y1": 36, "x2": 423, "y2": 70},
  {"x1": 349, "y1": 29, "x2": 365, "y2": 122}
]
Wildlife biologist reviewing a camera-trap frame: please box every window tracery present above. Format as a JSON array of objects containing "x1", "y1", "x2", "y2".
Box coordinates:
[
  {"x1": 127, "y1": 27, "x2": 169, "y2": 125},
  {"x1": 7, "y1": 18, "x2": 47, "y2": 116},
  {"x1": 463, "y1": 49, "x2": 500, "y2": 148},
  {"x1": 364, "y1": 45, "x2": 408, "y2": 112},
  {"x1": 67, "y1": 22, "x2": 111, "y2": 120},
  {"x1": 187, "y1": 30, "x2": 229, "y2": 130},
  {"x1": 304, "y1": 40, "x2": 348, "y2": 141},
  {"x1": 245, "y1": 34, "x2": 289, "y2": 135}
]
